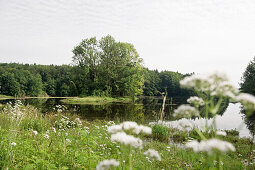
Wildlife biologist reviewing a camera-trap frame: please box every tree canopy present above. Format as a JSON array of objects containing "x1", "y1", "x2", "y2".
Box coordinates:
[{"x1": 240, "y1": 57, "x2": 255, "y2": 95}]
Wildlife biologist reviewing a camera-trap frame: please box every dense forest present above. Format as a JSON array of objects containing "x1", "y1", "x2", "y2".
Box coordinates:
[{"x1": 0, "y1": 35, "x2": 194, "y2": 98}]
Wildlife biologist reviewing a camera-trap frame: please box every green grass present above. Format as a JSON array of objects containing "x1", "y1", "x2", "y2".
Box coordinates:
[
  {"x1": 0, "y1": 102, "x2": 254, "y2": 169},
  {"x1": 61, "y1": 96, "x2": 134, "y2": 105}
]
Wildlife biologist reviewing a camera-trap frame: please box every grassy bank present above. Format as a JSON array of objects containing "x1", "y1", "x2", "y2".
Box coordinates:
[
  {"x1": 61, "y1": 96, "x2": 134, "y2": 105},
  {"x1": 0, "y1": 94, "x2": 13, "y2": 100},
  {"x1": 0, "y1": 101, "x2": 254, "y2": 169}
]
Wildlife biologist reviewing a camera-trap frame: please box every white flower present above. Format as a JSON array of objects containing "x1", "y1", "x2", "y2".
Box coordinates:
[
  {"x1": 111, "y1": 132, "x2": 143, "y2": 149},
  {"x1": 108, "y1": 121, "x2": 152, "y2": 135},
  {"x1": 122, "y1": 121, "x2": 139, "y2": 131},
  {"x1": 173, "y1": 105, "x2": 199, "y2": 118},
  {"x1": 186, "y1": 138, "x2": 235, "y2": 154},
  {"x1": 180, "y1": 72, "x2": 237, "y2": 98},
  {"x1": 236, "y1": 93, "x2": 255, "y2": 110},
  {"x1": 11, "y1": 142, "x2": 16, "y2": 146},
  {"x1": 108, "y1": 125, "x2": 122, "y2": 134},
  {"x1": 216, "y1": 131, "x2": 227, "y2": 136},
  {"x1": 187, "y1": 96, "x2": 204, "y2": 106},
  {"x1": 44, "y1": 134, "x2": 49, "y2": 139},
  {"x1": 32, "y1": 130, "x2": 38, "y2": 136},
  {"x1": 66, "y1": 139, "x2": 71, "y2": 143},
  {"x1": 96, "y1": 159, "x2": 120, "y2": 170},
  {"x1": 144, "y1": 149, "x2": 161, "y2": 161},
  {"x1": 136, "y1": 125, "x2": 152, "y2": 135},
  {"x1": 52, "y1": 127, "x2": 56, "y2": 133}
]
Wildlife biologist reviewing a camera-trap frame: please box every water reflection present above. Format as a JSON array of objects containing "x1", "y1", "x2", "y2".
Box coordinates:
[{"x1": 0, "y1": 98, "x2": 254, "y2": 137}]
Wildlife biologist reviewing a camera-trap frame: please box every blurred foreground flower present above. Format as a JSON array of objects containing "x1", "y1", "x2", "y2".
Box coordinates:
[
  {"x1": 96, "y1": 159, "x2": 119, "y2": 170},
  {"x1": 111, "y1": 132, "x2": 143, "y2": 149},
  {"x1": 186, "y1": 138, "x2": 235, "y2": 154},
  {"x1": 144, "y1": 149, "x2": 161, "y2": 161}
]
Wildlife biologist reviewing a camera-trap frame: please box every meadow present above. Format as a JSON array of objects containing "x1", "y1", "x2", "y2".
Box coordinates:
[{"x1": 1, "y1": 72, "x2": 255, "y2": 169}]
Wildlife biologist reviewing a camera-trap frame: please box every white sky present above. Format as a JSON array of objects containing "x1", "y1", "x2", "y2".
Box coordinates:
[{"x1": 1, "y1": 0, "x2": 255, "y2": 87}]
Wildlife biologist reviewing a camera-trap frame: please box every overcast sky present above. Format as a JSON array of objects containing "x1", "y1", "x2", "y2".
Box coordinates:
[{"x1": 1, "y1": 0, "x2": 255, "y2": 87}]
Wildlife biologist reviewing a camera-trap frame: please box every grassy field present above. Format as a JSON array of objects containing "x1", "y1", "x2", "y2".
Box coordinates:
[
  {"x1": 61, "y1": 96, "x2": 135, "y2": 105},
  {"x1": 0, "y1": 101, "x2": 254, "y2": 169}
]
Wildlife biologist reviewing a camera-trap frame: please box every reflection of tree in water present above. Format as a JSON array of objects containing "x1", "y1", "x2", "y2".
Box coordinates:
[{"x1": 240, "y1": 106, "x2": 255, "y2": 136}]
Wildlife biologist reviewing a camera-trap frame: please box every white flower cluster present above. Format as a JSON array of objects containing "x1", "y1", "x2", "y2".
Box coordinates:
[
  {"x1": 4, "y1": 100, "x2": 24, "y2": 120},
  {"x1": 216, "y1": 130, "x2": 227, "y2": 136},
  {"x1": 96, "y1": 159, "x2": 120, "y2": 170},
  {"x1": 173, "y1": 105, "x2": 199, "y2": 119},
  {"x1": 111, "y1": 132, "x2": 143, "y2": 149},
  {"x1": 186, "y1": 138, "x2": 235, "y2": 154},
  {"x1": 187, "y1": 96, "x2": 204, "y2": 106},
  {"x1": 57, "y1": 115, "x2": 82, "y2": 130},
  {"x1": 236, "y1": 93, "x2": 255, "y2": 110},
  {"x1": 180, "y1": 72, "x2": 237, "y2": 98},
  {"x1": 54, "y1": 105, "x2": 67, "y2": 113},
  {"x1": 144, "y1": 149, "x2": 161, "y2": 161},
  {"x1": 108, "y1": 121, "x2": 152, "y2": 135}
]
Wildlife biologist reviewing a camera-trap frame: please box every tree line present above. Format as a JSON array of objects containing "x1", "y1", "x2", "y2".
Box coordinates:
[{"x1": 0, "y1": 35, "x2": 194, "y2": 98}]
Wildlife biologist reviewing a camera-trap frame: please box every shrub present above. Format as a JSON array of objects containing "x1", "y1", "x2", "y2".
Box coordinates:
[{"x1": 152, "y1": 124, "x2": 170, "y2": 142}]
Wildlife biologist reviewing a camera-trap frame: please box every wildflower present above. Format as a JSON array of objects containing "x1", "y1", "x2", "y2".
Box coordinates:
[
  {"x1": 111, "y1": 132, "x2": 143, "y2": 149},
  {"x1": 216, "y1": 130, "x2": 227, "y2": 136},
  {"x1": 173, "y1": 105, "x2": 199, "y2": 118},
  {"x1": 52, "y1": 127, "x2": 56, "y2": 133},
  {"x1": 144, "y1": 149, "x2": 161, "y2": 161},
  {"x1": 108, "y1": 125, "x2": 122, "y2": 134},
  {"x1": 136, "y1": 125, "x2": 152, "y2": 135},
  {"x1": 236, "y1": 93, "x2": 255, "y2": 110},
  {"x1": 66, "y1": 139, "x2": 71, "y2": 143},
  {"x1": 186, "y1": 138, "x2": 235, "y2": 154},
  {"x1": 44, "y1": 134, "x2": 49, "y2": 139},
  {"x1": 107, "y1": 121, "x2": 152, "y2": 135},
  {"x1": 11, "y1": 142, "x2": 16, "y2": 146},
  {"x1": 96, "y1": 159, "x2": 120, "y2": 170},
  {"x1": 187, "y1": 96, "x2": 204, "y2": 106},
  {"x1": 180, "y1": 72, "x2": 237, "y2": 98},
  {"x1": 32, "y1": 130, "x2": 38, "y2": 136}
]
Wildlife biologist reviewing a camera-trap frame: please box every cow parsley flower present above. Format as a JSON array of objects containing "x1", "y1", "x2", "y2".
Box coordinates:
[
  {"x1": 32, "y1": 130, "x2": 38, "y2": 136},
  {"x1": 44, "y1": 134, "x2": 49, "y2": 139},
  {"x1": 96, "y1": 159, "x2": 120, "y2": 170},
  {"x1": 236, "y1": 93, "x2": 255, "y2": 110},
  {"x1": 180, "y1": 72, "x2": 237, "y2": 98},
  {"x1": 187, "y1": 96, "x2": 204, "y2": 106},
  {"x1": 108, "y1": 125, "x2": 122, "y2": 134},
  {"x1": 108, "y1": 121, "x2": 152, "y2": 135},
  {"x1": 111, "y1": 132, "x2": 143, "y2": 149},
  {"x1": 216, "y1": 130, "x2": 227, "y2": 136},
  {"x1": 144, "y1": 149, "x2": 161, "y2": 161},
  {"x1": 11, "y1": 142, "x2": 16, "y2": 146},
  {"x1": 186, "y1": 138, "x2": 235, "y2": 154},
  {"x1": 173, "y1": 105, "x2": 199, "y2": 118},
  {"x1": 66, "y1": 139, "x2": 71, "y2": 143}
]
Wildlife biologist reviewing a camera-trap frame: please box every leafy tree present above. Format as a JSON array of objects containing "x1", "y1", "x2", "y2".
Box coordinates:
[
  {"x1": 240, "y1": 57, "x2": 255, "y2": 95},
  {"x1": 0, "y1": 72, "x2": 20, "y2": 96}
]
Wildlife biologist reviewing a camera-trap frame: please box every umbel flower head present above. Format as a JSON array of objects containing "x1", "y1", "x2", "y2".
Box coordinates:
[
  {"x1": 144, "y1": 149, "x2": 161, "y2": 161},
  {"x1": 236, "y1": 93, "x2": 255, "y2": 110},
  {"x1": 108, "y1": 121, "x2": 152, "y2": 135},
  {"x1": 173, "y1": 105, "x2": 199, "y2": 119},
  {"x1": 111, "y1": 132, "x2": 143, "y2": 149},
  {"x1": 180, "y1": 72, "x2": 237, "y2": 98},
  {"x1": 186, "y1": 138, "x2": 235, "y2": 154},
  {"x1": 187, "y1": 96, "x2": 204, "y2": 106},
  {"x1": 96, "y1": 159, "x2": 120, "y2": 170}
]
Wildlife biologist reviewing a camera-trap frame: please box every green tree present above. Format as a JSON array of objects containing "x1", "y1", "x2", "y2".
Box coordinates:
[
  {"x1": 240, "y1": 57, "x2": 255, "y2": 95},
  {"x1": 0, "y1": 72, "x2": 20, "y2": 96}
]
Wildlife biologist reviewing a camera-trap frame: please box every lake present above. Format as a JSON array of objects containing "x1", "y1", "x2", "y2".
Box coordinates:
[{"x1": 0, "y1": 97, "x2": 254, "y2": 138}]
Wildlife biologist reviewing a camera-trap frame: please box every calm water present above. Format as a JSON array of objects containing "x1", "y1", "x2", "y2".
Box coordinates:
[{"x1": 0, "y1": 98, "x2": 254, "y2": 138}]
